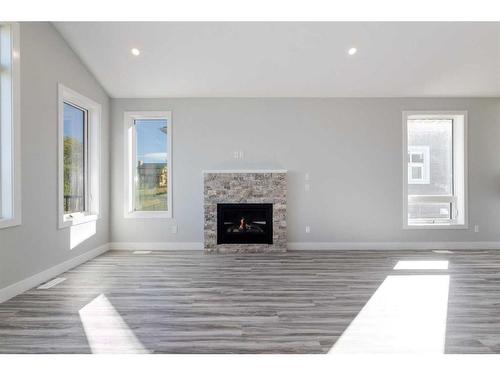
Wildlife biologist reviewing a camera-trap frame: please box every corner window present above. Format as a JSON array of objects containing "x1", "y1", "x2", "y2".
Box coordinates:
[
  {"x1": 0, "y1": 23, "x2": 21, "y2": 229},
  {"x1": 124, "y1": 112, "x2": 172, "y2": 218},
  {"x1": 58, "y1": 85, "x2": 101, "y2": 228},
  {"x1": 403, "y1": 112, "x2": 467, "y2": 228}
]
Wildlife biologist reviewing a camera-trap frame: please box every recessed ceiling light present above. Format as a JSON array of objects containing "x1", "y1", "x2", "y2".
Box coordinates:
[
  {"x1": 348, "y1": 47, "x2": 357, "y2": 56},
  {"x1": 131, "y1": 48, "x2": 141, "y2": 56}
]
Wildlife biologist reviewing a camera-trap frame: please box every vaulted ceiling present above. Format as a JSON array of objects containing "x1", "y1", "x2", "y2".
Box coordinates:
[{"x1": 54, "y1": 22, "x2": 500, "y2": 98}]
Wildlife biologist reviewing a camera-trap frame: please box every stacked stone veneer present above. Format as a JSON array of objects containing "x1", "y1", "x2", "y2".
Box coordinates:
[{"x1": 204, "y1": 171, "x2": 287, "y2": 253}]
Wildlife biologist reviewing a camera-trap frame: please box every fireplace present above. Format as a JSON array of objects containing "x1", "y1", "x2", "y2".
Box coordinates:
[
  {"x1": 217, "y1": 203, "x2": 273, "y2": 244},
  {"x1": 204, "y1": 170, "x2": 286, "y2": 253}
]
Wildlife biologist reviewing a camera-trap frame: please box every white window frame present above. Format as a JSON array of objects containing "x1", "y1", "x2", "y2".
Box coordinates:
[
  {"x1": 0, "y1": 23, "x2": 21, "y2": 229},
  {"x1": 58, "y1": 84, "x2": 101, "y2": 228},
  {"x1": 402, "y1": 111, "x2": 468, "y2": 229},
  {"x1": 124, "y1": 111, "x2": 172, "y2": 219},
  {"x1": 408, "y1": 145, "x2": 430, "y2": 184}
]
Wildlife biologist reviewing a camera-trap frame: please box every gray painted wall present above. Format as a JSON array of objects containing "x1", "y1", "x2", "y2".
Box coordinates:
[
  {"x1": 0, "y1": 23, "x2": 110, "y2": 289},
  {"x1": 110, "y1": 97, "x2": 500, "y2": 245}
]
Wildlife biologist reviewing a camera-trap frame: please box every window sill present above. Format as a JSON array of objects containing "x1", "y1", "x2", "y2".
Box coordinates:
[
  {"x1": 59, "y1": 214, "x2": 99, "y2": 229},
  {"x1": 404, "y1": 223, "x2": 468, "y2": 230},
  {"x1": 0, "y1": 217, "x2": 21, "y2": 230},
  {"x1": 124, "y1": 211, "x2": 172, "y2": 219}
]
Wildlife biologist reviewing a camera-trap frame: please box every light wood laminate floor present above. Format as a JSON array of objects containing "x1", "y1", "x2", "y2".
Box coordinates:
[{"x1": 0, "y1": 250, "x2": 499, "y2": 353}]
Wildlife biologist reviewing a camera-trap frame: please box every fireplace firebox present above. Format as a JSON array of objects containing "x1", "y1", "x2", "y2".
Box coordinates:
[{"x1": 217, "y1": 203, "x2": 273, "y2": 244}]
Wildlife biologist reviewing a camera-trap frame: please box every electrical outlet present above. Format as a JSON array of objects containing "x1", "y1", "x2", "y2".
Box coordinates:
[
  {"x1": 305, "y1": 225, "x2": 311, "y2": 234},
  {"x1": 474, "y1": 224, "x2": 479, "y2": 233},
  {"x1": 172, "y1": 224, "x2": 178, "y2": 234}
]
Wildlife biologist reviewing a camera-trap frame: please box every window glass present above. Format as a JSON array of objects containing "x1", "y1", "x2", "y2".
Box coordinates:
[
  {"x1": 0, "y1": 23, "x2": 21, "y2": 228},
  {"x1": 134, "y1": 119, "x2": 168, "y2": 211},
  {"x1": 412, "y1": 167, "x2": 422, "y2": 180},
  {"x1": 407, "y1": 119, "x2": 452, "y2": 194},
  {"x1": 412, "y1": 153, "x2": 424, "y2": 163},
  {"x1": 407, "y1": 119, "x2": 454, "y2": 223},
  {"x1": 63, "y1": 102, "x2": 86, "y2": 214}
]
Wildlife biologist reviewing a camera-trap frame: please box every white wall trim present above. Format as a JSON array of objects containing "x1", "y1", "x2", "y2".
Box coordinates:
[
  {"x1": 287, "y1": 241, "x2": 500, "y2": 251},
  {"x1": 109, "y1": 242, "x2": 203, "y2": 251},
  {"x1": 0, "y1": 243, "x2": 110, "y2": 304},
  {"x1": 109, "y1": 241, "x2": 500, "y2": 251}
]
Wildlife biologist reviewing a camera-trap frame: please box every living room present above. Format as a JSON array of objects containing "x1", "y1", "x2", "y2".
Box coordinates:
[{"x1": 1, "y1": 1, "x2": 500, "y2": 373}]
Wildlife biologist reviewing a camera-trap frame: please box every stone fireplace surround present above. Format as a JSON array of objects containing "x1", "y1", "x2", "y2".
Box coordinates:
[{"x1": 203, "y1": 170, "x2": 287, "y2": 253}]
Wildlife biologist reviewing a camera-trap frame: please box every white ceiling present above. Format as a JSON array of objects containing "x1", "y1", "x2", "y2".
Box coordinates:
[{"x1": 53, "y1": 22, "x2": 500, "y2": 98}]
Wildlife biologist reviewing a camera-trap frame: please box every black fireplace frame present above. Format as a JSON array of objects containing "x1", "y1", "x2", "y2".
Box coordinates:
[{"x1": 217, "y1": 203, "x2": 273, "y2": 245}]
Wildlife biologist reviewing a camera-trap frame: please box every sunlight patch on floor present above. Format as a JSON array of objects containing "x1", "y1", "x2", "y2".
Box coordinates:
[
  {"x1": 79, "y1": 294, "x2": 149, "y2": 354},
  {"x1": 329, "y1": 274, "x2": 450, "y2": 354}
]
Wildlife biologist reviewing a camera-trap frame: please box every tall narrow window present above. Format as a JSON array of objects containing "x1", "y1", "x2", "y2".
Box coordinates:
[
  {"x1": 403, "y1": 112, "x2": 467, "y2": 228},
  {"x1": 63, "y1": 103, "x2": 87, "y2": 215},
  {"x1": 135, "y1": 119, "x2": 168, "y2": 211},
  {"x1": 124, "y1": 112, "x2": 172, "y2": 218},
  {"x1": 58, "y1": 85, "x2": 101, "y2": 228},
  {"x1": 0, "y1": 23, "x2": 21, "y2": 229}
]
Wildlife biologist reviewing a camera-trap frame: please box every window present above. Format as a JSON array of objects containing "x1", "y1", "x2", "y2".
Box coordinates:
[
  {"x1": 0, "y1": 23, "x2": 21, "y2": 229},
  {"x1": 58, "y1": 84, "x2": 101, "y2": 228},
  {"x1": 124, "y1": 112, "x2": 172, "y2": 218},
  {"x1": 63, "y1": 103, "x2": 87, "y2": 215},
  {"x1": 403, "y1": 111, "x2": 467, "y2": 228}
]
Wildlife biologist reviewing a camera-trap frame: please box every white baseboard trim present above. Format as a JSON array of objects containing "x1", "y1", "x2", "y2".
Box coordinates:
[
  {"x1": 109, "y1": 241, "x2": 500, "y2": 252},
  {"x1": 0, "y1": 243, "x2": 110, "y2": 304},
  {"x1": 109, "y1": 242, "x2": 204, "y2": 251},
  {"x1": 287, "y1": 241, "x2": 500, "y2": 251}
]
